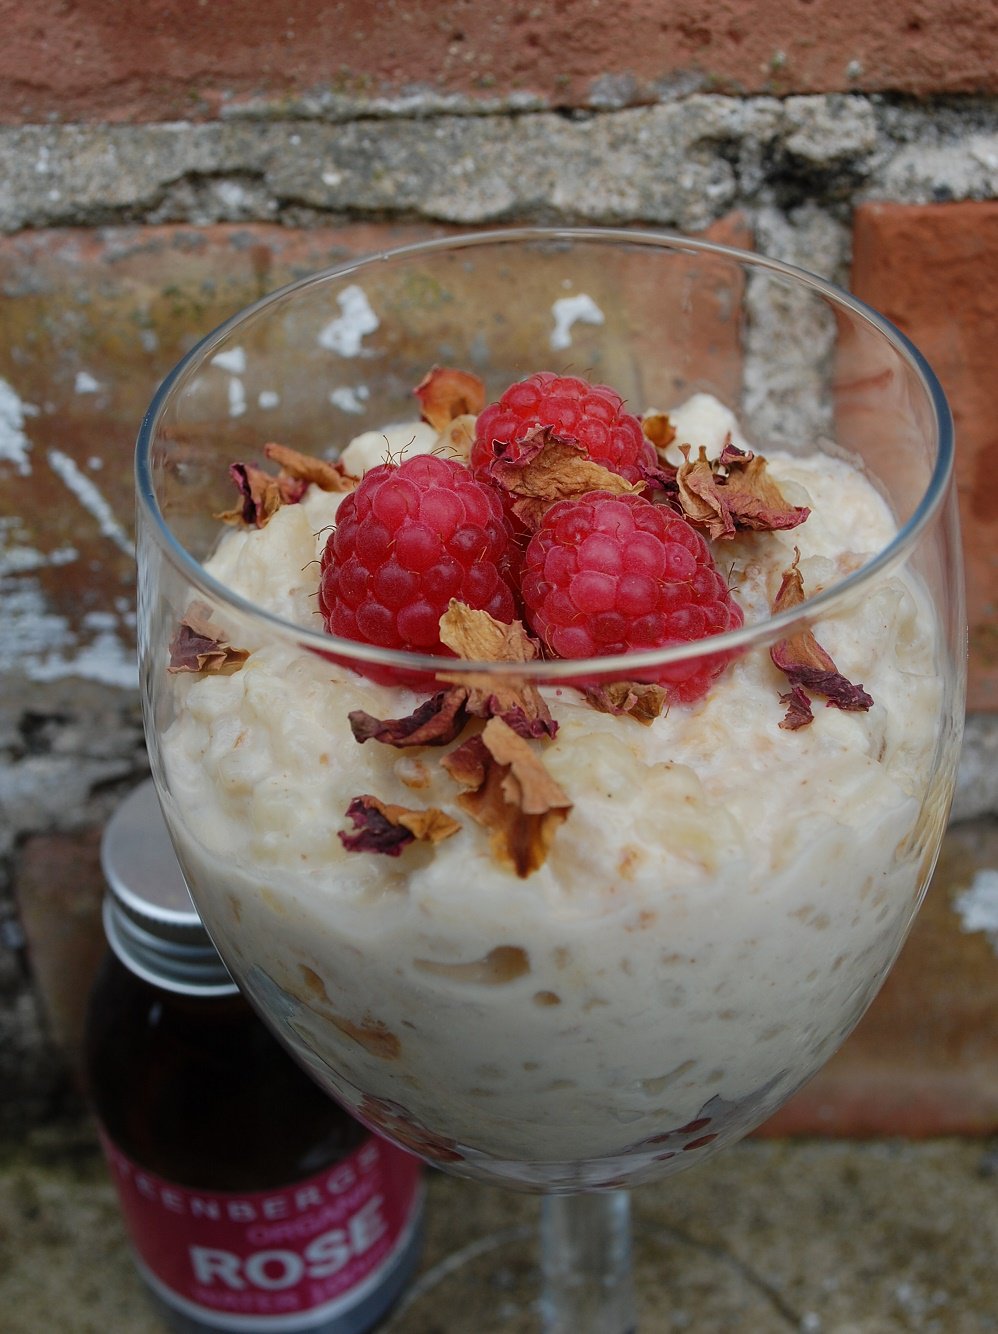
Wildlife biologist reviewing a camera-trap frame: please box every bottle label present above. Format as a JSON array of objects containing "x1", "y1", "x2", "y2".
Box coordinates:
[{"x1": 99, "y1": 1128, "x2": 423, "y2": 1331}]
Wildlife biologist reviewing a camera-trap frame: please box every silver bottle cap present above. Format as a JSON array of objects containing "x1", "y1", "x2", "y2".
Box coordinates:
[{"x1": 101, "y1": 779, "x2": 236, "y2": 996}]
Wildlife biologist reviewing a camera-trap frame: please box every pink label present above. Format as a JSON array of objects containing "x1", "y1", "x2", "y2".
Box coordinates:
[{"x1": 99, "y1": 1129, "x2": 422, "y2": 1328}]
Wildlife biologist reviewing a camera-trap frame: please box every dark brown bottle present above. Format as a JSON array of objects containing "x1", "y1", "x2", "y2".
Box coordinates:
[{"x1": 85, "y1": 780, "x2": 424, "y2": 1334}]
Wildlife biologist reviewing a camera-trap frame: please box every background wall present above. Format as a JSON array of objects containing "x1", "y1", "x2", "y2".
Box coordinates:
[{"x1": 1, "y1": 0, "x2": 996, "y2": 1132}]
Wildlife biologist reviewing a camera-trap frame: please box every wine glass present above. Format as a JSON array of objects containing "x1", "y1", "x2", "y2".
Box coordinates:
[{"x1": 135, "y1": 228, "x2": 964, "y2": 1332}]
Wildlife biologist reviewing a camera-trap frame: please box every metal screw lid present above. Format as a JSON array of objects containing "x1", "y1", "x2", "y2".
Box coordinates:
[{"x1": 101, "y1": 778, "x2": 237, "y2": 996}]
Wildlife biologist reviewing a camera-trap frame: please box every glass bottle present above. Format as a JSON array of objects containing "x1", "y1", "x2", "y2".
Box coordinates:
[{"x1": 85, "y1": 780, "x2": 424, "y2": 1333}]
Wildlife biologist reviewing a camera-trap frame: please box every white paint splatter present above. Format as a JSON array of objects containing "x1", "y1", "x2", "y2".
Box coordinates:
[
  {"x1": 47, "y1": 449, "x2": 136, "y2": 558},
  {"x1": 227, "y1": 377, "x2": 247, "y2": 418},
  {"x1": 1, "y1": 581, "x2": 75, "y2": 663},
  {"x1": 550, "y1": 293, "x2": 605, "y2": 351},
  {"x1": 74, "y1": 371, "x2": 101, "y2": 394},
  {"x1": 88, "y1": 456, "x2": 104, "y2": 470},
  {"x1": 954, "y1": 869, "x2": 998, "y2": 952},
  {"x1": 83, "y1": 610, "x2": 118, "y2": 630},
  {"x1": 258, "y1": 390, "x2": 280, "y2": 409},
  {"x1": 0, "y1": 544, "x2": 77, "y2": 575},
  {"x1": 41, "y1": 633, "x2": 138, "y2": 688},
  {"x1": 0, "y1": 526, "x2": 136, "y2": 687},
  {"x1": 212, "y1": 347, "x2": 247, "y2": 374},
  {"x1": 0, "y1": 378, "x2": 37, "y2": 475},
  {"x1": 318, "y1": 285, "x2": 379, "y2": 357},
  {"x1": 329, "y1": 385, "x2": 370, "y2": 414}
]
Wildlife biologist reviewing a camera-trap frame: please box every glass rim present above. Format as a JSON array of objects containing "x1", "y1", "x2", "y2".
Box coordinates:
[{"x1": 135, "y1": 225, "x2": 954, "y2": 681}]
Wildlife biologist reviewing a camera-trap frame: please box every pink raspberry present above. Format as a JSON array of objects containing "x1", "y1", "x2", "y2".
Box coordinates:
[
  {"x1": 472, "y1": 372, "x2": 656, "y2": 485},
  {"x1": 319, "y1": 454, "x2": 519, "y2": 664},
  {"x1": 521, "y1": 491, "x2": 744, "y2": 703}
]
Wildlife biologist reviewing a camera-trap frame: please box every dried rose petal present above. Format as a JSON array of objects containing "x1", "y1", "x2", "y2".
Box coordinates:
[
  {"x1": 348, "y1": 689, "x2": 470, "y2": 748},
  {"x1": 442, "y1": 717, "x2": 571, "y2": 878},
  {"x1": 719, "y1": 439, "x2": 753, "y2": 468},
  {"x1": 637, "y1": 456, "x2": 680, "y2": 494},
  {"x1": 438, "y1": 602, "x2": 555, "y2": 737},
  {"x1": 719, "y1": 450, "x2": 811, "y2": 535},
  {"x1": 642, "y1": 410, "x2": 677, "y2": 452},
  {"x1": 440, "y1": 733, "x2": 490, "y2": 789},
  {"x1": 584, "y1": 681, "x2": 671, "y2": 725},
  {"x1": 778, "y1": 685, "x2": 814, "y2": 730},
  {"x1": 168, "y1": 603, "x2": 249, "y2": 675},
  {"x1": 216, "y1": 461, "x2": 289, "y2": 528},
  {"x1": 675, "y1": 445, "x2": 735, "y2": 540},
  {"x1": 770, "y1": 553, "x2": 874, "y2": 713},
  {"x1": 339, "y1": 795, "x2": 459, "y2": 856},
  {"x1": 414, "y1": 366, "x2": 486, "y2": 432},
  {"x1": 674, "y1": 441, "x2": 810, "y2": 540},
  {"x1": 487, "y1": 427, "x2": 640, "y2": 531},
  {"x1": 483, "y1": 702, "x2": 558, "y2": 740},
  {"x1": 263, "y1": 442, "x2": 355, "y2": 492}
]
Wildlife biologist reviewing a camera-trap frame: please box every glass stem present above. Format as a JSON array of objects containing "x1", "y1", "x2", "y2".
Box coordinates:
[{"x1": 539, "y1": 1190, "x2": 636, "y2": 1333}]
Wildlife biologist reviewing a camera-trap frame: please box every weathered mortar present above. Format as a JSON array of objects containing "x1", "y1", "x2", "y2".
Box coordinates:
[{"x1": 1, "y1": 96, "x2": 996, "y2": 235}]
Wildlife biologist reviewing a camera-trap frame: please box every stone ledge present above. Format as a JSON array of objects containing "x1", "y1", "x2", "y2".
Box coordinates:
[
  {"x1": 2, "y1": 1129, "x2": 997, "y2": 1332},
  {"x1": 0, "y1": 97, "x2": 995, "y2": 235}
]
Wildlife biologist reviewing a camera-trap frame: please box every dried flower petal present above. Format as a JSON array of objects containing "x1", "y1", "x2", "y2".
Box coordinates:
[
  {"x1": 484, "y1": 703, "x2": 558, "y2": 740},
  {"x1": 439, "y1": 601, "x2": 538, "y2": 664},
  {"x1": 488, "y1": 427, "x2": 640, "y2": 530},
  {"x1": 339, "y1": 794, "x2": 460, "y2": 856},
  {"x1": 674, "y1": 442, "x2": 809, "y2": 540},
  {"x1": 638, "y1": 457, "x2": 680, "y2": 494},
  {"x1": 584, "y1": 681, "x2": 671, "y2": 725},
  {"x1": 216, "y1": 461, "x2": 289, "y2": 528},
  {"x1": 443, "y1": 717, "x2": 572, "y2": 878},
  {"x1": 778, "y1": 685, "x2": 814, "y2": 730},
  {"x1": 642, "y1": 411, "x2": 677, "y2": 452},
  {"x1": 414, "y1": 366, "x2": 486, "y2": 432},
  {"x1": 719, "y1": 439, "x2": 753, "y2": 469},
  {"x1": 218, "y1": 456, "x2": 308, "y2": 522},
  {"x1": 263, "y1": 442, "x2": 355, "y2": 492},
  {"x1": 719, "y1": 449, "x2": 811, "y2": 535},
  {"x1": 675, "y1": 445, "x2": 735, "y2": 539},
  {"x1": 438, "y1": 602, "x2": 555, "y2": 736},
  {"x1": 349, "y1": 688, "x2": 470, "y2": 748},
  {"x1": 770, "y1": 553, "x2": 874, "y2": 712},
  {"x1": 440, "y1": 734, "x2": 490, "y2": 789},
  {"x1": 168, "y1": 603, "x2": 249, "y2": 675}
]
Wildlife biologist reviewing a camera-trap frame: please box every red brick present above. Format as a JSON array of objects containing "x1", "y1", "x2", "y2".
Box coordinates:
[
  {"x1": 0, "y1": 0, "x2": 994, "y2": 123},
  {"x1": 851, "y1": 202, "x2": 998, "y2": 712},
  {"x1": 0, "y1": 222, "x2": 442, "y2": 663},
  {"x1": 0, "y1": 217, "x2": 747, "y2": 667},
  {"x1": 14, "y1": 828, "x2": 108, "y2": 1070},
  {"x1": 759, "y1": 819, "x2": 998, "y2": 1138}
]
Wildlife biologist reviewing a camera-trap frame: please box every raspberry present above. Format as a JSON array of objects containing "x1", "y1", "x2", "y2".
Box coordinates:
[
  {"x1": 521, "y1": 491, "x2": 744, "y2": 703},
  {"x1": 319, "y1": 454, "x2": 519, "y2": 665},
  {"x1": 472, "y1": 372, "x2": 656, "y2": 485}
]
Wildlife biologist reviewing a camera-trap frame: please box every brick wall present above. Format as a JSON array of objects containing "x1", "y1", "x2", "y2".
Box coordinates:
[{"x1": 1, "y1": 1, "x2": 996, "y2": 1132}]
